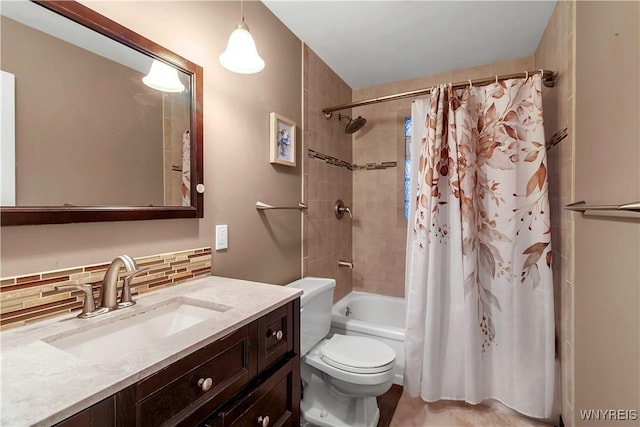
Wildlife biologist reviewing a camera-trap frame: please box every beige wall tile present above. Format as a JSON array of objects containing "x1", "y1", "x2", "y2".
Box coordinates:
[
  {"x1": 303, "y1": 46, "x2": 353, "y2": 301},
  {"x1": 535, "y1": 2, "x2": 576, "y2": 424}
]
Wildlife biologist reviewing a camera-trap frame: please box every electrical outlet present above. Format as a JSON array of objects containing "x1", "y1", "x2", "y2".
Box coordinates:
[{"x1": 215, "y1": 225, "x2": 228, "y2": 250}]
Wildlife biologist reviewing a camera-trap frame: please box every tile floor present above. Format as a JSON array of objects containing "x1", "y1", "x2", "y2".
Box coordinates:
[{"x1": 389, "y1": 393, "x2": 555, "y2": 427}]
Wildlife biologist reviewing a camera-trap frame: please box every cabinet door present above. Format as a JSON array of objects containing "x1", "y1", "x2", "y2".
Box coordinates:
[
  {"x1": 257, "y1": 302, "x2": 294, "y2": 373},
  {"x1": 54, "y1": 396, "x2": 114, "y2": 427},
  {"x1": 213, "y1": 356, "x2": 300, "y2": 427}
]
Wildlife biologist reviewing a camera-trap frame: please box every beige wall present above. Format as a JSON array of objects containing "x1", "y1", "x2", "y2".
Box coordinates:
[
  {"x1": 534, "y1": 1, "x2": 576, "y2": 425},
  {"x1": 1, "y1": 16, "x2": 164, "y2": 206},
  {"x1": 302, "y1": 46, "x2": 353, "y2": 302},
  {"x1": 351, "y1": 56, "x2": 533, "y2": 298},
  {"x1": 574, "y1": 2, "x2": 640, "y2": 425},
  {"x1": 0, "y1": 1, "x2": 302, "y2": 287}
]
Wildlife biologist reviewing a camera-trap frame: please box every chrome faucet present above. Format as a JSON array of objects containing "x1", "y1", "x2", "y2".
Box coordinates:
[{"x1": 100, "y1": 255, "x2": 138, "y2": 311}]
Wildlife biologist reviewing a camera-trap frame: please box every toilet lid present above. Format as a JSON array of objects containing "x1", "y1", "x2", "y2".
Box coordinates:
[{"x1": 320, "y1": 335, "x2": 395, "y2": 374}]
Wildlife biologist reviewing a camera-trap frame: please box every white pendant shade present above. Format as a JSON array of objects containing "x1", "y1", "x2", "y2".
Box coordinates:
[
  {"x1": 142, "y1": 60, "x2": 185, "y2": 93},
  {"x1": 219, "y1": 22, "x2": 265, "y2": 74}
]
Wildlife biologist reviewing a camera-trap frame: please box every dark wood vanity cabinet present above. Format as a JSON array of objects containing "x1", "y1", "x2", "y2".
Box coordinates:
[
  {"x1": 54, "y1": 396, "x2": 115, "y2": 427},
  {"x1": 257, "y1": 302, "x2": 295, "y2": 373},
  {"x1": 55, "y1": 299, "x2": 300, "y2": 427},
  {"x1": 115, "y1": 324, "x2": 258, "y2": 426},
  {"x1": 204, "y1": 357, "x2": 300, "y2": 427}
]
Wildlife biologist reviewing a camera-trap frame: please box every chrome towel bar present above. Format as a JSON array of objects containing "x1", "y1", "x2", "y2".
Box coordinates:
[
  {"x1": 256, "y1": 201, "x2": 308, "y2": 210},
  {"x1": 565, "y1": 201, "x2": 640, "y2": 213}
]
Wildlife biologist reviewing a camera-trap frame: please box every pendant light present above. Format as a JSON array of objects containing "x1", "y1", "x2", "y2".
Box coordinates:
[
  {"x1": 142, "y1": 60, "x2": 185, "y2": 93},
  {"x1": 219, "y1": 0, "x2": 265, "y2": 74}
]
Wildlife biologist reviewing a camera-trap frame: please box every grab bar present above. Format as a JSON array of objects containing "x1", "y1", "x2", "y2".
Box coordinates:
[
  {"x1": 564, "y1": 201, "x2": 640, "y2": 212},
  {"x1": 256, "y1": 201, "x2": 308, "y2": 210}
]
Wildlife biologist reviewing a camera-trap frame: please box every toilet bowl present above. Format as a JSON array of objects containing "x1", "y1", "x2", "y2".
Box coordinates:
[
  {"x1": 301, "y1": 334, "x2": 395, "y2": 427},
  {"x1": 306, "y1": 334, "x2": 395, "y2": 392},
  {"x1": 286, "y1": 277, "x2": 397, "y2": 427}
]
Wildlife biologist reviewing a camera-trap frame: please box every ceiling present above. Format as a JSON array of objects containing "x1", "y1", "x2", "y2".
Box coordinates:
[{"x1": 262, "y1": 1, "x2": 556, "y2": 89}]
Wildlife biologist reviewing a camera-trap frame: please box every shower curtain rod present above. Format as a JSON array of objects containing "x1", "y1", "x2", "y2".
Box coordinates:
[{"x1": 322, "y1": 69, "x2": 557, "y2": 116}]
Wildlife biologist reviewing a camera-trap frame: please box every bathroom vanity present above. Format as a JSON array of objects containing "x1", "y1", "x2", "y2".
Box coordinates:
[{"x1": 0, "y1": 277, "x2": 301, "y2": 426}]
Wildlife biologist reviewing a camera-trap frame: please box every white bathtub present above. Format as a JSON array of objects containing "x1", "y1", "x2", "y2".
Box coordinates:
[{"x1": 330, "y1": 291, "x2": 406, "y2": 385}]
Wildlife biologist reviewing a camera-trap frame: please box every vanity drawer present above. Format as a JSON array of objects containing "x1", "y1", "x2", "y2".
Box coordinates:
[
  {"x1": 207, "y1": 357, "x2": 299, "y2": 427},
  {"x1": 257, "y1": 302, "x2": 294, "y2": 373},
  {"x1": 132, "y1": 324, "x2": 257, "y2": 426}
]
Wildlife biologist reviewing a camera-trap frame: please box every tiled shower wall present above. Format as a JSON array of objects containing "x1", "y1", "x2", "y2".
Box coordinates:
[
  {"x1": 0, "y1": 248, "x2": 211, "y2": 330},
  {"x1": 162, "y1": 91, "x2": 191, "y2": 206},
  {"x1": 534, "y1": 1, "x2": 575, "y2": 425},
  {"x1": 302, "y1": 45, "x2": 353, "y2": 302},
  {"x1": 534, "y1": 1, "x2": 575, "y2": 426},
  {"x1": 351, "y1": 56, "x2": 534, "y2": 298}
]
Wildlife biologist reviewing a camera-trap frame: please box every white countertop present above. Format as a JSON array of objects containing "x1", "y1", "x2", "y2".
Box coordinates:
[{"x1": 0, "y1": 276, "x2": 302, "y2": 427}]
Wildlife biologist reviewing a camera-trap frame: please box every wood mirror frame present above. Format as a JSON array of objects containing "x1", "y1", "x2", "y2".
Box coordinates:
[{"x1": 1, "y1": 0, "x2": 204, "y2": 226}]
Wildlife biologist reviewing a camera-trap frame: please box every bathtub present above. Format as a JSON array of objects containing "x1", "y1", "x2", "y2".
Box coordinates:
[{"x1": 330, "y1": 291, "x2": 406, "y2": 385}]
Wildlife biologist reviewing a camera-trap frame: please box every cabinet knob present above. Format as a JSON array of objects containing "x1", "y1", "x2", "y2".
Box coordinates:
[
  {"x1": 257, "y1": 415, "x2": 270, "y2": 427},
  {"x1": 271, "y1": 330, "x2": 283, "y2": 341},
  {"x1": 198, "y1": 377, "x2": 213, "y2": 392}
]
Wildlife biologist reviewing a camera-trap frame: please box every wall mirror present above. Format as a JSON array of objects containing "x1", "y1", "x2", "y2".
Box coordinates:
[{"x1": 0, "y1": 0, "x2": 203, "y2": 226}]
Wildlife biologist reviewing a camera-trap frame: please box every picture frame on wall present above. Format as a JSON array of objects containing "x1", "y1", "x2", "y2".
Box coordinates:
[{"x1": 269, "y1": 112, "x2": 296, "y2": 167}]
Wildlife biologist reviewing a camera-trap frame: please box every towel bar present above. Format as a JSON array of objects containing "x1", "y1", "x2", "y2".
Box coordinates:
[
  {"x1": 256, "y1": 201, "x2": 308, "y2": 210},
  {"x1": 564, "y1": 201, "x2": 640, "y2": 212}
]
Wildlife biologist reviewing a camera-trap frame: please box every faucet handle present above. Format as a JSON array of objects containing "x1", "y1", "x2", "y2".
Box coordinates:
[
  {"x1": 56, "y1": 283, "x2": 105, "y2": 318},
  {"x1": 334, "y1": 199, "x2": 353, "y2": 219},
  {"x1": 118, "y1": 268, "x2": 149, "y2": 308}
]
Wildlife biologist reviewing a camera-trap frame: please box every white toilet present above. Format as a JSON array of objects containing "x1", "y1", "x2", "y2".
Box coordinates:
[{"x1": 287, "y1": 277, "x2": 396, "y2": 427}]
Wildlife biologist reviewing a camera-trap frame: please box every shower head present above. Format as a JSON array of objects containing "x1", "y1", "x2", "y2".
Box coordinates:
[{"x1": 338, "y1": 113, "x2": 366, "y2": 134}]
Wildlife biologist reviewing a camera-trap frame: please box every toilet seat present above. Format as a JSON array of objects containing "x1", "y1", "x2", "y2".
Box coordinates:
[{"x1": 320, "y1": 335, "x2": 395, "y2": 374}]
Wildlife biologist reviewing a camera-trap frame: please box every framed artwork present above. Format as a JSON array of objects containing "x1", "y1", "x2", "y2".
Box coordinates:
[{"x1": 269, "y1": 112, "x2": 296, "y2": 167}]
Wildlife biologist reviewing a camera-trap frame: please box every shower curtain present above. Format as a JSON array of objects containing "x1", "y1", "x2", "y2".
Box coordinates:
[{"x1": 404, "y1": 75, "x2": 555, "y2": 418}]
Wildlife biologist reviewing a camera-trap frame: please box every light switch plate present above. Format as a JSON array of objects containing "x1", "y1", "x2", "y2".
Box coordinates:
[{"x1": 215, "y1": 225, "x2": 228, "y2": 250}]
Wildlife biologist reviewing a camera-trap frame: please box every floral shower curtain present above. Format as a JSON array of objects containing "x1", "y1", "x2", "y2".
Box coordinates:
[{"x1": 404, "y1": 75, "x2": 555, "y2": 418}]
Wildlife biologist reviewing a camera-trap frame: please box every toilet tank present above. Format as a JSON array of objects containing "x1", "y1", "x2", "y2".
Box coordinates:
[{"x1": 286, "y1": 277, "x2": 336, "y2": 356}]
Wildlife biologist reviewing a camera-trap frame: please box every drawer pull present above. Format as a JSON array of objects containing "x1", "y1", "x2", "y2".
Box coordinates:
[
  {"x1": 257, "y1": 415, "x2": 270, "y2": 427},
  {"x1": 197, "y1": 377, "x2": 213, "y2": 392},
  {"x1": 271, "y1": 330, "x2": 283, "y2": 341}
]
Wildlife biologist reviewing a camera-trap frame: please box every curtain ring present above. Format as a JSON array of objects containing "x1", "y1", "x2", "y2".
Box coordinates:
[
  {"x1": 539, "y1": 68, "x2": 545, "y2": 78},
  {"x1": 495, "y1": 75, "x2": 499, "y2": 84},
  {"x1": 525, "y1": 71, "x2": 529, "y2": 80},
  {"x1": 468, "y1": 79, "x2": 472, "y2": 88}
]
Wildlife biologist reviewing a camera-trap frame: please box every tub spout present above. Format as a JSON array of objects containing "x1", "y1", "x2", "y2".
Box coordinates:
[{"x1": 338, "y1": 260, "x2": 353, "y2": 269}]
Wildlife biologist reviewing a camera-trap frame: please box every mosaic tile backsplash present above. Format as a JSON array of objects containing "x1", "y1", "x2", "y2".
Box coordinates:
[
  {"x1": 307, "y1": 148, "x2": 396, "y2": 171},
  {"x1": 0, "y1": 247, "x2": 212, "y2": 330}
]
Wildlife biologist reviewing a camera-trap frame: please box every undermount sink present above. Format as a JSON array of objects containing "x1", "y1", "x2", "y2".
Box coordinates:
[{"x1": 44, "y1": 297, "x2": 231, "y2": 365}]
